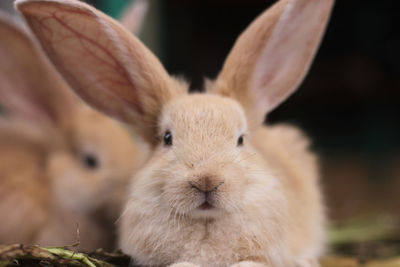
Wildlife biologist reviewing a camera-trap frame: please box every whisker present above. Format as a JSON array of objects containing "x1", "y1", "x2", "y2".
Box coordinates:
[{"x1": 234, "y1": 152, "x2": 258, "y2": 165}]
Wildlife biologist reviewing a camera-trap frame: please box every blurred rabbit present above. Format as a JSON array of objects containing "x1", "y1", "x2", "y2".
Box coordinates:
[
  {"x1": 0, "y1": 11, "x2": 148, "y2": 250},
  {"x1": 120, "y1": 0, "x2": 149, "y2": 35},
  {"x1": 17, "y1": 0, "x2": 333, "y2": 265}
]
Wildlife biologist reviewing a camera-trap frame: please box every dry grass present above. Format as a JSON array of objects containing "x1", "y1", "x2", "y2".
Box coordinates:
[{"x1": 1, "y1": 215, "x2": 400, "y2": 266}]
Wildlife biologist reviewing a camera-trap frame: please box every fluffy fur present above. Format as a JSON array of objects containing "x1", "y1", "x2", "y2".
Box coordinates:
[
  {"x1": 119, "y1": 94, "x2": 324, "y2": 266},
  {"x1": 17, "y1": 0, "x2": 334, "y2": 265},
  {"x1": 0, "y1": 12, "x2": 147, "y2": 250}
]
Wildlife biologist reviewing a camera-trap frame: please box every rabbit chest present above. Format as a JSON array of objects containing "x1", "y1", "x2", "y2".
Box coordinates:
[{"x1": 123, "y1": 208, "x2": 289, "y2": 267}]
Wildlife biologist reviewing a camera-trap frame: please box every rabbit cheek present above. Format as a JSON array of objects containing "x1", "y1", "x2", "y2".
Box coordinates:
[
  {"x1": 216, "y1": 173, "x2": 247, "y2": 214},
  {"x1": 48, "y1": 153, "x2": 101, "y2": 212},
  {"x1": 162, "y1": 179, "x2": 195, "y2": 215}
]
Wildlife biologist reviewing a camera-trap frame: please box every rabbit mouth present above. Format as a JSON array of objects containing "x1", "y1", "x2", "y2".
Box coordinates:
[{"x1": 198, "y1": 200, "x2": 214, "y2": 210}]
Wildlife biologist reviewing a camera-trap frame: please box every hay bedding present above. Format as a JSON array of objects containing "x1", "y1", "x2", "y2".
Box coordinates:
[
  {"x1": 1, "y1": 216, "x2": 400, "y2": 267},
  {"x1": 0, "y1": 244, "x2": 135, "y2": 267},
  {"x1": 1, "y1": 244, "x2": 400, "y2": 267}
]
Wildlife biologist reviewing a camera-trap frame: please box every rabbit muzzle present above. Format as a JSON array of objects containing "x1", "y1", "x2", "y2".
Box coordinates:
[{"x1": 189, "y1": 175, "x2": 225, "y2": 210}]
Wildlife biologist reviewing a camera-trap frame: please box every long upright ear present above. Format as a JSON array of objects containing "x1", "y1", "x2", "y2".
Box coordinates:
[
  {"x1": 16, "y1": 0, "x2": 183, "y2": 144},
  {"x1": 0, "y1": 10, "x2": 77, "y2": 129},
  {"x1": 119, "y1": 0, "x2": 149, "y2": 35},
  {"x1": 214, "y1": 0, "x2": 334, "y2": 128}
]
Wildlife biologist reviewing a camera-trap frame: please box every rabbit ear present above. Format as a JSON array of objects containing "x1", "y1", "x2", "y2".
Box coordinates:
[
  {"x1": 119, "y1": 0, "x2": 149, "y2": 34},
  {"x1": 0, "y1": 10, "x2": 77, "y2": 130},
  {"x1": 0, "y1": 117, "x2": 50, "y2": 150},
  {"x1": 16, "y1": 0, "x2": 181, "y2": 144},
  {"x1": 214, "y1": 0, "x2": 334, "y2": 128}
]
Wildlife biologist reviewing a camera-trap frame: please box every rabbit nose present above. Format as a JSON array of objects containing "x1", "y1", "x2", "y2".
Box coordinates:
[{"x1": 189, "y1": 175, "x2": 224, "y2": 194}]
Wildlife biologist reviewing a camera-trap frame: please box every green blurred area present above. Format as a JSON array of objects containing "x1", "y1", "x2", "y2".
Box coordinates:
[{"x1": 90, "y1": 0, "x2": 133, "y2": 19}]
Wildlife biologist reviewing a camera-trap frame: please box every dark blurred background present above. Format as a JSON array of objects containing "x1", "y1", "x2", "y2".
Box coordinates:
[{"x1": 1, "y1": 0, "x2": 399, "y2": 222}]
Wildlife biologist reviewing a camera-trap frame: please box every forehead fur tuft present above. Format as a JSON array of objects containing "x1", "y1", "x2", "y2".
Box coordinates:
[{"x1": 160, "y1": 94, "x2": 247, "y2": 138}]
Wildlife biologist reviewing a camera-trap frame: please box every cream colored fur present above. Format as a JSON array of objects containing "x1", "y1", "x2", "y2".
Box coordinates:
[
  {"x1": 119, "y1": 95, "x2": 324, "y2": 266},
  {"x1": 17, "y1": 0, "x2": 334, "y2": 265}
]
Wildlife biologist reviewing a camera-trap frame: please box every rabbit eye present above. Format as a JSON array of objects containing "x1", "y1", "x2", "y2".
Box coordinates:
[
  {"x1": 83, "y1": 154, "x2": 99, "y2": 169},
  {"x1": 237, "y1": 135, "x2": 244, "y2": 146},
  {"x1": 164, "y1": 131, "x2": 173, "y2": 146}
]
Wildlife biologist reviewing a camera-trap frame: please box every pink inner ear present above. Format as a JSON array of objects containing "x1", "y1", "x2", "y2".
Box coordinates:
[
  {"x1": 120, "y1": 0, "x2": 149, "y2": 34},
  {"x1": 252, "y1": 0, "x2": 332, "y2": 113},
  {"x1": 0, "y1": 82, "x2": 45, "y2": 123},
  {"x1": 25, "y1": 4, "x2": 144, "y2": 116},
  {"x1": 0, "y1": 20, "x2": 65, "y2": 125}
]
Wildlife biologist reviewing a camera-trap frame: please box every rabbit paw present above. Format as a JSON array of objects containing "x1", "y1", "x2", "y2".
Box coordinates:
[
  {"x1": 230, "y1": 261, "x2": 267, "y2": 267},
  {"x1": 168, "y1": 262, "x2": 200, "y2": 267}
]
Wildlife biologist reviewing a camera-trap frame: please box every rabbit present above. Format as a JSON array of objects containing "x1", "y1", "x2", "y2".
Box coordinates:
[
  {"x1": 16, "y1": 0, "x2": 334, "y2": 265},
  {"x1": 0, "y1": 11, "x2": 148, "y2": 251},
  {"x1": 119, "y1": 0, "x2": 149, "y2": 35}
]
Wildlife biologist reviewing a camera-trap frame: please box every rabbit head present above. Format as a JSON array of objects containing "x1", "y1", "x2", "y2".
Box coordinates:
[
  {"x1": 0, "y1": 10, "x2": 146, "y2": 216},
  {"x1": 17, "y1": 0, "x2": 333, "y2": 264}
]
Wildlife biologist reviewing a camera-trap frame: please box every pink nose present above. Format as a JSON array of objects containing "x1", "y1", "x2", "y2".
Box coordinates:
[{"x1": 189, "y1": 175, "x2": 224, "y2": 194}]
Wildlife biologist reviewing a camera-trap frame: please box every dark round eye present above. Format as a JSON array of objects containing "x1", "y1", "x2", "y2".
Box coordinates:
[
  {"x1": 237, "y1": 135, "x2": 244, "y2": 146},
  {"x1": 83, "y1": 154, "x2": 99, "y2": 169},
  {"x1": 164, "y1": 131, "x2": 173, "y2": 146}
]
